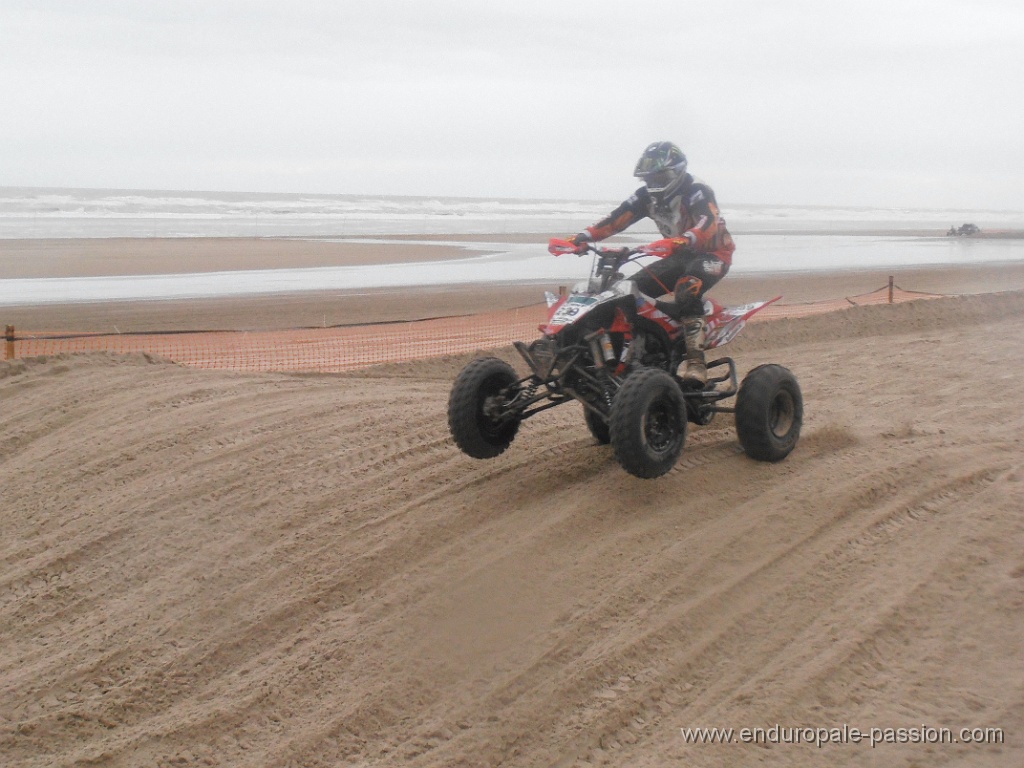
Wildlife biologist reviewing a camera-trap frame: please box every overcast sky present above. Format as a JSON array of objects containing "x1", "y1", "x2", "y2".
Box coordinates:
[{"x1": 2, "y1": 0, "x2": 1022, "y2": 208}]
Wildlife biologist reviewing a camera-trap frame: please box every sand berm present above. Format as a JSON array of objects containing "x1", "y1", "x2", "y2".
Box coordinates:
[{"x1": 2, "y1": 292, "x2": 1023, "y2": 767}]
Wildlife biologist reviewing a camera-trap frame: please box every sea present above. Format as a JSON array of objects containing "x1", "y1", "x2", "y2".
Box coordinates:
[{"x1": 1, "y1": 187, "x2": 1022, "y2": 305}]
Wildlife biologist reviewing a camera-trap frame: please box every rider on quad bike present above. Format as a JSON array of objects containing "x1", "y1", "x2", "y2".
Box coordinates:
[{"x1": 567, "y1": 141, "x2": 735, "y2": 386}]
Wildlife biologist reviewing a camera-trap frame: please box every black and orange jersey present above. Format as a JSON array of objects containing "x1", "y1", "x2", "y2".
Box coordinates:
[{"x1": 585, "y1": 176, "x2": 736, "y2": 264}]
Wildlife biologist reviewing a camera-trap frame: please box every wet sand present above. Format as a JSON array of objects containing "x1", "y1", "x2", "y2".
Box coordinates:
[{"x1": 3, "y1": 236, "x2": 1024, "y2": 333}]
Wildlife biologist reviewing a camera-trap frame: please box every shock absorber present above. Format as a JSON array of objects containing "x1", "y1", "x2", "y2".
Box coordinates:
[{"x1": 586, "y1": 328, "x2": 616, "y2": 368}]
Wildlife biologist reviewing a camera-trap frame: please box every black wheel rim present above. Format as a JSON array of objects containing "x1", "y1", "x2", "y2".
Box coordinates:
[
  {"x1": 769, "y1": 389, "x2": 796, "y2": 438},
  {"x1": 478, "y1": 377, "x2": 512, "y2": 439},
  {"x1": 644, "y1": 398, "x2": 679, "y2": 454}
]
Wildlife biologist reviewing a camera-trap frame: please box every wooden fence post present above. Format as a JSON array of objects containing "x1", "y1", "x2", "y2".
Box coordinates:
[
  {"x1": 4, "y1": 325, "x2": 14, "y2": 361},
  {"x1": 888, "y1": 276, "x2": 894, "y2": 304}
]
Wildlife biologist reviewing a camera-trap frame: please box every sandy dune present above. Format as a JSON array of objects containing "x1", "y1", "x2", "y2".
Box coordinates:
[{"x1": 1, "y1": 292, "x2": 1022, "y2": 767}]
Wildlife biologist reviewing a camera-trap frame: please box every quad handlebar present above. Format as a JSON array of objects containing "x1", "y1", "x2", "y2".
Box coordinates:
[
  {"x1": 548, "y1": 238, "x2": 646, "y2": 262},
  {"x1": 548, "y1": 238, "x2": 656, "y2": 295}
]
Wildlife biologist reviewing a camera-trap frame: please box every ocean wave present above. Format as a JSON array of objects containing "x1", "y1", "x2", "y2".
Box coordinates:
[{"x1": 1, "y1": 187, "x2": 1022, "y2": 239}]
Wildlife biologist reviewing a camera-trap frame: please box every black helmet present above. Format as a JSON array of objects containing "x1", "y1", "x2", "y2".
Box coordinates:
[{"x1": 633, "y1": 141, "x2": 688, "y2": 199}]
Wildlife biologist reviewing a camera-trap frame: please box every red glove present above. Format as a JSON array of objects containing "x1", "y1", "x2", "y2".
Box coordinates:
[
  {"x1": 549, "y1": 231, "x2": 593, "y2": 256},
  {"x1": 548, "y1": 237, "x2": 579, "y2": 256},
  {"x1": 640, "y1": 235, "x2": 695, "y2": 258}
]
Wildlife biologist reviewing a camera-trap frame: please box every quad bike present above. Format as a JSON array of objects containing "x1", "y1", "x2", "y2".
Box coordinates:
[{"x1": 447, "y1": 239, "x2": 802, "y2": 478}]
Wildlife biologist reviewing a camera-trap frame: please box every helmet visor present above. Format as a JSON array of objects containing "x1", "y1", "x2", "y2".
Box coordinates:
[{"x1": 641, "y1": 168, "x2": 680, "y2": 193}]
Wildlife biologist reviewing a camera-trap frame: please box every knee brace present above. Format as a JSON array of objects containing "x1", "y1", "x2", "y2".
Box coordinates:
[{"x1": 673, "y1": 276, "x2": 705, "y2": 317}]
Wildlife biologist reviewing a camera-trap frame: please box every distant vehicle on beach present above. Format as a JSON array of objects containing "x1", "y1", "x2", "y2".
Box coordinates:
[{"x1": 947, "y1": 223, "x2": 981, "y2": 236}]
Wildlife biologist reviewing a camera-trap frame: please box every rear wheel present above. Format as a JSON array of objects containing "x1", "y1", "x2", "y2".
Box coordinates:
[
  {"x1": 610, "y1": 368, "x2": 687, "y2": 479},
  {"x1": 448, "y1": 357, "x2": 521, "y2": 459},
  {"x1": 583, "y1": 406, "x2": 611, "y2": 444},
  {"x1": 735, "y1": 364, "x2": 802, "y2": 461},
  {"x1": 688, "y1": 402, "x2": 716, "y2": 426}
]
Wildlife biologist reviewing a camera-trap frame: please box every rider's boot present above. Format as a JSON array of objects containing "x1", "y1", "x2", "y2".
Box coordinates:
[
  {"x1": 655, "y1": 298, "x2": 684, "y2": 320},
  {"x1": 679, "y1": 316, "x2": 707, "y2": 386}
]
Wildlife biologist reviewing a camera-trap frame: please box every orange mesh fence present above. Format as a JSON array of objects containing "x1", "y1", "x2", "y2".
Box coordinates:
[
  {"x1": 3, "y1": 284, "x2": 944, "y2": 372},
  {"x1": 4, "y1": 305, "x2": 550, "y2": 373},
  {"x1": 752, "y1": 284, "x2": 943, "y2": 320}
]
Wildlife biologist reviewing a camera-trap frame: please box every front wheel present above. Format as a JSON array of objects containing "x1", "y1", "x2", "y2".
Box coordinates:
[
  {"x1": 735, "y1": 364, "x2": 803, "y2": 461},
  {"x1": 610, "y1": 368, "x2": 687, "y2": 479},
  {"x1": 448, "y1": 357, "x2": 521, "y2": 459}
]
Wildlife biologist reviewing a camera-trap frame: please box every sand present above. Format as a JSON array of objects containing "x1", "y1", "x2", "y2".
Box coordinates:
[
  {"x1": 1, "y1": 237, "x2": 1023, "y2": 767},
  {"x1": 4, "y1": 236, "x2": 1024, "y2": 333}
]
